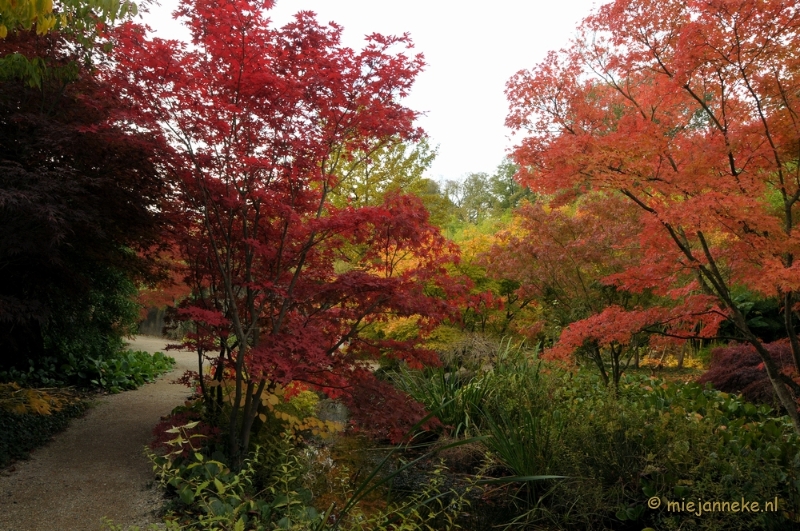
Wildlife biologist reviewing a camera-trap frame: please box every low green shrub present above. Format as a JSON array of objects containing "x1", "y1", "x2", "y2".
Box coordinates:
[
  {"x1": 483, "y1": 372, "x2": 800, "y2": 530},
  {"x1": 0, "y1": 399, "x2": 87, "y2": 467},
  {"x1": 390, "y1": 336, "x2": 800, "y2": 530},
  {"x1": 148, "y1": 412, "x2": 482, "y2": 531},
  {"x1": 0, "y1": 350, "x2": 175, "y2": 392},
  {"x1": 391, "y1": 363, "x2": 492, "y2": 438},
  {"x1": 82, "y1": 350, "x2": 175, "y2": 392}
]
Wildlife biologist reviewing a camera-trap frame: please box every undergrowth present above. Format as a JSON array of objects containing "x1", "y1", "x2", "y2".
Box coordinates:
[
  {"x1": 0, "y1": 349, "x2": 175, "y2": 392},
  {"x1": 0, "y1": 384, "x2": 87, "y2": 467}
]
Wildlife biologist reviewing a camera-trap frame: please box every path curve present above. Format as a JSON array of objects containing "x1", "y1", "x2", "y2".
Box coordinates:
[{"x1": 0, "y1": 336, "x2": 196, "y2": 531}]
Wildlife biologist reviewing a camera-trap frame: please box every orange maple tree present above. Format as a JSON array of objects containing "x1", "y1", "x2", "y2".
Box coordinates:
[
  {"x1": 506, "y1": 0, "x2": 800, "y2": 428},
  {"x1": 484, "y1": 194, "x2": 659, "y2": 387}
]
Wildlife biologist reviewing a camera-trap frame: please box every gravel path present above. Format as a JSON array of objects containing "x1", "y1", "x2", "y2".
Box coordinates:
[{"x1": 0, "y1": 336, "x2": 196, "y2": 531}]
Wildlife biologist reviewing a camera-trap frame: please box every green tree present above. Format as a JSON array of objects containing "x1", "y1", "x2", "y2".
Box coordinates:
[
  {"x1": 0, "y1": 0, "x2": 138, "y2": 88},
  {"x1": 489, "y1": 159, "x2": 530, "y2": 212},
  {"x1": 0, "y1": 0, "x2": 136, "y2": 38},
  {"x1": 441, "y1": 159, "x2": 531, "y2": 226},
  {"x1": 331, "y1": 137, "x2": 453, "y2": 226},
  {"x1": 461, "y1": 172, "x2": 493, "y2": 224}
]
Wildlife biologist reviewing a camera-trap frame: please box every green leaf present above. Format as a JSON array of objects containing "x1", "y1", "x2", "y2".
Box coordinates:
[
  {"x1": 178, "y1": 486, "x2": 194, "y2": 505},
  {"x1": 673, "y1": 485, "x2": 690, "y2": 497}
]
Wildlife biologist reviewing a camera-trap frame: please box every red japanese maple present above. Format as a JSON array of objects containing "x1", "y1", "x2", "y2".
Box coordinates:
[
  {"x1": 507, "y1": 0, "x2": 800, "y2": 428},
  {"x1": 106, "y1": 0, "x2": 462, "y2": 457}
]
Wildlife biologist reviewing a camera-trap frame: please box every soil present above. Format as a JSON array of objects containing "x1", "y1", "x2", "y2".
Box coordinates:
[{"x1": 0, "y1": 336, "x2": 196, "y2": 531}]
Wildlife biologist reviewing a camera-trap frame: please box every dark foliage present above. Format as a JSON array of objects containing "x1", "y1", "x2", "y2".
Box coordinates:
[
  {"x1": 718, "y1": 295, "x2": 787, "y2": 343},
  {"x1": 0, "y1": 401, "x2": 87, "y2": 468},
  {"x1": 341, "y1": 374, "x2": 438, "y2": 444},
  {"x1": 0, "y1": 31, "x2": 164, "y2": 371},
  {"x1": 697, "y1": 341, "x2": 795, "y2": 406}
]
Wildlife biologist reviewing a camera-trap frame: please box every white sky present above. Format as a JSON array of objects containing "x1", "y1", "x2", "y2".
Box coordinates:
[{"x1": 141, "y1": 0, "x2": 602, "y2": 182}]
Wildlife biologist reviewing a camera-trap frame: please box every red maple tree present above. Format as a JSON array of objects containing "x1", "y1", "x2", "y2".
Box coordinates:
[
  {"x1": 106, "y1": 0, "x2": 463, "y2": 458},
  {"x1": 506, "y1": 0, "x2": 800, "y2": 428}
]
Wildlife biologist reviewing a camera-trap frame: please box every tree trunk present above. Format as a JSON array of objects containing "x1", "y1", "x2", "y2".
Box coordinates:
[{"x1": 676, "y1": 343, "x2": 686, "y2": 369}]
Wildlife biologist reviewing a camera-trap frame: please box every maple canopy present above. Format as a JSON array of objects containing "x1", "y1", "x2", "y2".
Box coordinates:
[
  {"x1": 506, "y1": 0, "x2": 800, "y2": 427},
  {"x1": 106, "y1": 0, "x2": 463, "y2": 455},
  {"x1": 0, "y1": 27, "x2": 164, "y2": 381},
  {"x1": 481, "y1": 195, "x2": 660, "y2": 386}
]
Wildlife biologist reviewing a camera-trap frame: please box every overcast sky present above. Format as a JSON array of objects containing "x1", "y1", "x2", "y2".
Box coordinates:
[{"x1": 142, "y1": 0, "x2": 603, "y2": 182}]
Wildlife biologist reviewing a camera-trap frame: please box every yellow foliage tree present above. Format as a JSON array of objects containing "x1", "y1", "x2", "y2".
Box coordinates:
[{"x1": 0, "y1": 0, "x2": 137, "y2": 38}]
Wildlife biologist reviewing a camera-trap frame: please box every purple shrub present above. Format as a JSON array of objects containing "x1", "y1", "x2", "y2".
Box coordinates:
[{"x1": 697, "y1": 341, "x2": 796, "y2": 406}]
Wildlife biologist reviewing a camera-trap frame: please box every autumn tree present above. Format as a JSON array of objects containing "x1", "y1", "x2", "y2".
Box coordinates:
[
  {"x1": 448, "y1": 234, "x2": 527, "y2": 339},
  {"x1": 108, "y1": 0, "x2": 463, "y2": 459},
  {"x1": 434, "y1": 161, "x2": 535, "y2": 338},
  {"x1": 0, "y1": 30, "x2": 163, "y2": 375},
  {"x1": 483, "y1": 194, "x2": 654, "y2": 387},
  {"x1": 0, "y1": 0, "x2": 140, "y2": 92},
  {"x1": 507, "y1": 0, "x2": 800, "y2": 429}
]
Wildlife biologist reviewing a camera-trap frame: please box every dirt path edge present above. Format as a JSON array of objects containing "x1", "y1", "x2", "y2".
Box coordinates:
[{"x1": 0, "y1": 336, "x2": 195, "y2": 531}]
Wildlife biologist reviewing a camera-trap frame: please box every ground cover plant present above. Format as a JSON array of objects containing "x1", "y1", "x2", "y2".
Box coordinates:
[
  {"x1": 0, "y1": 349, "x2": 175, "y2": 392},
  {"x1": 143, "y1": 381, "x2": 484, "y2": 531},
  {"x1": 0, "y1": 346, "x2": 173, "y2": 469},
  {"x1": 0, "y1": 383, "x2": 87, "y2": 468}
]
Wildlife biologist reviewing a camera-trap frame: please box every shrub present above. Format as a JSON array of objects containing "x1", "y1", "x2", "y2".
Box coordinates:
[
  {"x1": 388, "y1": 342, "x2": 800, "y2": 530},
  {"x1": 389, "y1": 338, "x2": 535, "y2": 438},
  {"x1": 150, "y1": 409, "x2": 223, "y2": 459},
  {"x1": 0, "y1": 388, "x2": 87, "y2": 467},
  {"x1": 0, "y1": 349, "x2": 175, "y2": 393},
  {"x1": 391, "y1": 363, "x2": 491, "y2": 438},
  {"x1": 535, "y1": 374, "x2": 800, "y2": 531},
  {"x1": 697, "y1": 341, "x2": 795, "y2": 406}
]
